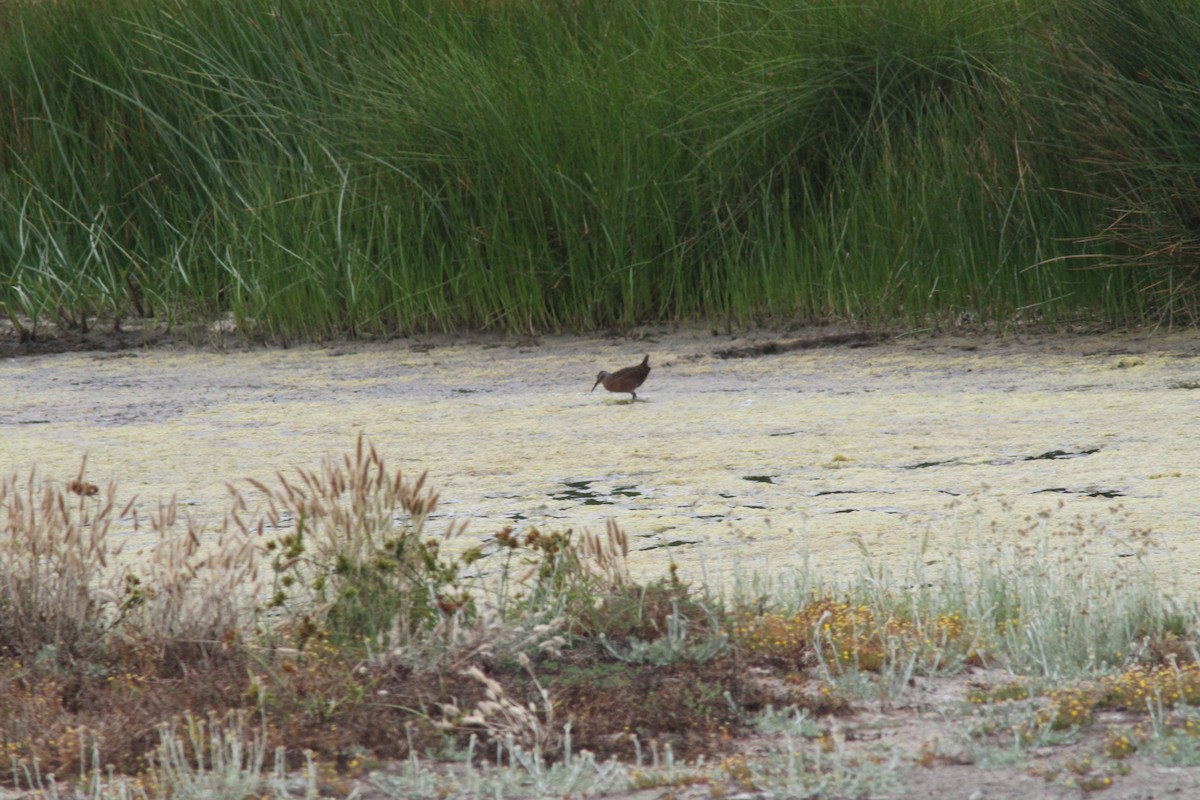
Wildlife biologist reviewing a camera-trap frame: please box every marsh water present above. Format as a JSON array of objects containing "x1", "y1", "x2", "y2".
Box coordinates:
[{"x1": 3, "y1": 329, "x2": 1199, "y2": 587}]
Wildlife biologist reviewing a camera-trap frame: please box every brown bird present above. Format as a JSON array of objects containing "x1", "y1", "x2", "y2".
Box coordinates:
[{"x1": 591, "y1": 355, "x2": 651, "y2": 401}]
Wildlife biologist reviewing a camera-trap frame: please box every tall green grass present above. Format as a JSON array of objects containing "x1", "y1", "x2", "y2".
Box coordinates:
[
  {"x1": 1042, "y1": 0, "x2": 1200, "y2": 323},
  {"x1": 0, "y1": 0, "x2": 1193, "y2": 339}
]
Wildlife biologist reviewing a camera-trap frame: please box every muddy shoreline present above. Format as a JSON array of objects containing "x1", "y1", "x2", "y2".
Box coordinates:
[{"x1": 3, "y1": 323, "x2": 1199, "y2": 587}]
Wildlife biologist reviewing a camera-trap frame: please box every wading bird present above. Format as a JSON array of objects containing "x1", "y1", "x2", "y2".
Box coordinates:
[{"x1": 591, "y1": 355, "x2": 651, "y2": 401}]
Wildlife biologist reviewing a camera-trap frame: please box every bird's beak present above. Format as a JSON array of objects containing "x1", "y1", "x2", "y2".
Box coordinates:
[{"x1": 591, "y1": 378, "x2": 601, "y2": 392}]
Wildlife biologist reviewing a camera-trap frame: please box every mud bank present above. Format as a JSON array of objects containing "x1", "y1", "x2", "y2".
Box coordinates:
[{"x1": 2, "y1": 329, "x2": 1198, "y2": 587}]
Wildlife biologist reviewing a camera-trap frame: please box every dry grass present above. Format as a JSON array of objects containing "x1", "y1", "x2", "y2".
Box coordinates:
[
  {"x1": 2, "y1": 438, "x2": 1199, "y2": 798},
  {"x1": 0, "y1": 458, "x2": 124, "y2": 666}
]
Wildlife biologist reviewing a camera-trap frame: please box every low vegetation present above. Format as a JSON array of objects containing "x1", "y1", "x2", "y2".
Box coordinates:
[
  {"x1": 1, "y1": 437, "x2": 1198, "y2": 798},
  {"x1": 4, "y1": 0, "x2": 1200, "y2": 341}
]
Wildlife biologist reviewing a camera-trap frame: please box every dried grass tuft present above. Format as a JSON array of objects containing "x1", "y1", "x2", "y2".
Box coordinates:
[{"x1": 0, "y1": 459, "x2": 124, "y2": 666}]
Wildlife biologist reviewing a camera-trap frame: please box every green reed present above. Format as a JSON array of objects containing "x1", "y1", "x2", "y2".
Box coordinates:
[{"x1": 0, "y1": 0, "x2": 1191, "y2": 339}]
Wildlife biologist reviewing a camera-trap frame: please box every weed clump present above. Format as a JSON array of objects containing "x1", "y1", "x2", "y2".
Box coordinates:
[
  {"x1": 2, "y1": 438, "x2": 1200, "y2": 797},
  {"x1": 0, "y1": 460, "x2": 124, "y2": 668}
]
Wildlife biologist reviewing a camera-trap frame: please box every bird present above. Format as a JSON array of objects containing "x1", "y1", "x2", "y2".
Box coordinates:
[{"x1": 591, "y1": 355, "x2": 651, "y2": 401}]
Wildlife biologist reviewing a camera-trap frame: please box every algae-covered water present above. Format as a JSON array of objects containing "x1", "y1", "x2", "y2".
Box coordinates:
[{"x1": 2, "y1": 329, "x2": 1199, "y2": 586}]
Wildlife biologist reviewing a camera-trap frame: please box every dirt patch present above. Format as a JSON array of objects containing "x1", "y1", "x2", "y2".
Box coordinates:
[{"x1": 299, "y1": 662, "x2": 1200, "y2": 799}]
